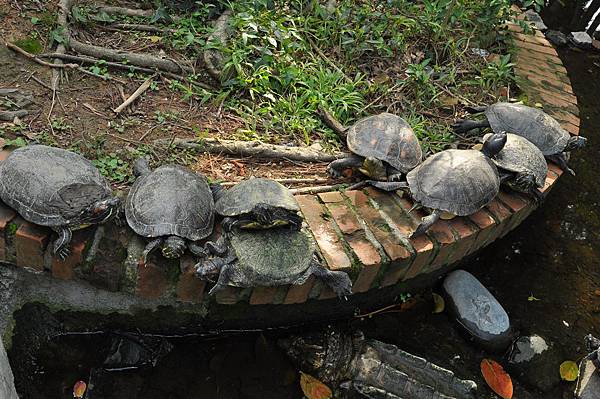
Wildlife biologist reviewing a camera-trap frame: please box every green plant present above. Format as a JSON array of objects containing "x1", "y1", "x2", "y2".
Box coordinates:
[
  {"x1": 50, "y1": 117, "x2": 71, "y2": 132},
  {"x1": 479, "y1": 54, "x2": 516, "y2": 90},
  {"x1": 89, "y1": 60, "x2": 109, "y2": 76},
  {"x1": 92, "y1": 154, "x2": 132, "y2": 184},
  {"x1": 522, "y1": 0, "x2": 545, "y2": 13}
]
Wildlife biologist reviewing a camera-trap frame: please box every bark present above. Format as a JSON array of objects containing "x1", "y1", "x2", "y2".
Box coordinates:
[{"x1": 203, "y1": 10, "x2": 233, "y2": 82}]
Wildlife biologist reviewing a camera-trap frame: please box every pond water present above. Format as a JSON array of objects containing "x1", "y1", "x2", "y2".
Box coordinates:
[{"x1": 7, "y1": 49, "x2": 600, "y2": 399}]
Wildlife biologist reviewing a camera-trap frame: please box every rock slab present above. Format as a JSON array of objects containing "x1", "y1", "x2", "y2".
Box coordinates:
[
  {"x1": 443, "y1": 270, "x2": 513, "y2": 352},
  {"x1": 507, "y1": 334, "x2": 562, "y2": 392},
  {"x1": 575, "y1": 360, "x2": 600, "y2": 399},
  {"x1": 0, "y1": 338, "x2": 18, "y2": 399},
  {"x1": 570, "y1": 31, "x2": 593, "y2": 48},
  {"x1": 524, "y1": 10, "x2": 548, "y2": 31}
]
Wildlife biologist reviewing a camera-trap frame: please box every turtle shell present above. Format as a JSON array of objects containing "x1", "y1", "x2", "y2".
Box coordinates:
[
  {"x1": 215, "y1": 178, "x2": 299, "y2": 217},
  {"x1": 226, "y1": 228, "x2": 315, "y2": 287},
  {"x1": 126, "y1": 165, "x2": 214, "y2": 240},
  {"x1": 484, "y1": 133, "x2": 547, "y2": 188},
  {"x1": 485, "y1": 102, "x2": 570, "y2": 155},
  {"x1": 0, "y1": 145, "x2": 111, "y2": 226},
  {"x1": 406, "y1": 149, "x2": 500, "y2": 216},
  {"x1": 347, "y1": 113, "x2": 422, "y2": 173}
]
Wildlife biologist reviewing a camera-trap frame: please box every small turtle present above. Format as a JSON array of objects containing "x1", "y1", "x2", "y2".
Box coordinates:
[
  {"x1": 125, "y1": 158, "x2": 215, "y2": 263},
  {"x1": 453, "y1": 102, "x2": 586, "y2": 175},
  {"x1": 0, "y1": 145, "x2": 120, "y2": 259},
  {"x1": 215, "y1": 178, "x2": 302, "y2": 231},
  {"x1": 483, "y1": 132, "x2": 547, "y2": 200},
  {"x1": 195, "y1": 228, "x2": 352, "y2": 296},
  {"x1": 367, "y1": 132, "x2": 507, "y2": 237},
  {"x1": 327, "y1": 113, "x2": 422, "y2": 181}
]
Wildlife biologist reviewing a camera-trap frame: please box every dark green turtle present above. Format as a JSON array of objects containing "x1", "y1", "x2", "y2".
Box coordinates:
[
  {"x1": 215, "y1": 178, "x2": 302, "y2": 231},
  {"x1": 327, "y1": 113, "x2": 422, "y2": 181},
  {"x1": 0, "y1": 145, "x2": 120, "y2": 259},
  {"x1": 453, "y1": 102, "x2": 586, "y2": 175},
  {"x1": 483, "y1": 133, "x2": 547, "y2": 200},
  {"x1": 366, "y1": 132, "x2": 507, "y2": 237},
  {"x1": 125, "y1": 159, "x2": 215, "y2": 263},
  {"x1": 195, "y1": 228, "x2": 352, "y2": 296}
]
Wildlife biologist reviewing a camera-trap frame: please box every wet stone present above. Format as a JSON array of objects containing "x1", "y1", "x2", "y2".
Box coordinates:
[
  {"x1": 570, "y1": 31, "x2": 593, "y2": 48},
  {"x1": 443, "y1": 270, "x2": 513, "y2": 352},
  {"x1": 524, "y1": 10, "x2": 547, "y2": 31},
  {"x1": 507, "y1": 334, "x2": 562, "y2": 392},
  {"x1": 545, "y1": 30, "x2": 568, "y2": 47},
  {"x1": 575, "y1": 360, "x2": 600, "y2": 399}
]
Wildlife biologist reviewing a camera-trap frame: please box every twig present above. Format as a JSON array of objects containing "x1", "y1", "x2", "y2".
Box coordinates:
[
  {"x1": 289, "y1": 185, "x2": 347, "y2": 195},
  {"x1": 6, "y1": 42, "x2": 79, "y2": 69},
  {"x1": 158, "y1": 137, "x2": 348, "y2": 163},
  {"x1": 220, "y1": 178, "x2": 331, "y2": 187},
  {"x1": 105, "y1": 132, "x2": 143, "y2": 145},
  {"x1": 433, "y1": 82, "x2": 476, "y2": 106},
  {"x1": 106, "y1": 23, "x2": 177, "y2": 34},
  {"x1": 139, "y1": 123, "x2": 163, "y2": 141},
  {"x1": 316, "y1": 107, "x2": 347, "y2": 139},
  {"x1": 29, "y1": 74, "x2": 54, "y2": 91},
  {"x1": 113, "y1": 77, "x2": 153, "y2": 113}
]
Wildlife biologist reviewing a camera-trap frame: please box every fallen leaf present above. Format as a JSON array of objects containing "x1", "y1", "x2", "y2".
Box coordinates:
[
  {"x1": 559, "y1": 360, "x2": 579, "y2": 381},
  {"x1": 480, "y1": 359, "x2": 513, "y2": 399},
  {"x1": 73, "y1": 380, "x2": 87, "y2": 398},
  {"x1": 594, "y1": 289, "x2": 600, "y2": 297},
  {"x1": 300, "y1": 372, "x2": 332, "y2": 399},
  {"x1": 149, "y1": 35, "x2": 161, "y2": 43},
  {"x1": 471, "y1": 143, "x2": 483, "y2": 151},
  {"x1": 432, "y1": 293, "x2": 445, "y2": 313},
  {"x1": 439, "y1": 211, "x2": 456, "y2": 220},
  {"x1": 528, "y1": 294, "x2": 541, "y2": 302}
]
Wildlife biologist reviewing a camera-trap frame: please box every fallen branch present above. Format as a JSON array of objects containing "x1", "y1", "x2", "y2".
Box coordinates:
[
  {"x1": 203, "y1": 9, "x2": 233, "y2": 82},
  {"x1": 317, "y1": 107, "x2": 347, "y2": 139},
  {"x1": 107, "y1": 23, "x2": 176, "y2": 34},
  {"x1": 6, "y1": 42, "x2": 79, "y2": 69},
  {"x1": 113, "y1": 77, "x2": 153, "y2": 113},
  {"x1": 53, "y1": 0, "x2": 74, "y2": 90},
  {"x1": 156, "y1": 138, "x2": 348, "y2": 163},
  {"x1": 289, "y1": 185, "x2": 346, "y2": 195},
  {"x1": 220, "y1": 178, "x2": 331, "y2": 187},
  {"x1": 96, "y1": 5, "x2": 153, "y2": 18}
]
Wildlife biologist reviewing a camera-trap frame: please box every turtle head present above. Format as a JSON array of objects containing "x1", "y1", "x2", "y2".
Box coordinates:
[
  {"x1": 481, "y1": 131, "x2": 507, "y2": 158},
  {"x1": 250, "y1": 203, "x2": 275, "y2": 226},
  {"x1": 162, "y1": 236, "x2": 186, "y2": 259},
  {"x1": 511, "y1": 172, "x2": 537, "y2": 193},
  {"x1": 565, "y1": 136, "x2": 587, "y2": 151},
  {"x1": 133, "y1": 157, "x2": 152, "y2": 177},
  {"x1": 359, "y1": 157, "x2": 387, "y2": 180},
  {"x1": 81, "y1": 197, "x2": 121, "y2": 225}
]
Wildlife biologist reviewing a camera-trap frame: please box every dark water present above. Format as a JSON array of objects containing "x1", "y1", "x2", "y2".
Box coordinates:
[{"x1": 8, "y1": 51, "x2": 600, "y2": 399}]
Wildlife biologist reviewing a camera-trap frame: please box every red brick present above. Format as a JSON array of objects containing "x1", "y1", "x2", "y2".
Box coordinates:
[
  {"x1": 468, "y1": 209, "x2": 498, "y2": 248},
  {"x1": 514, "y1": 50, "x2": 566, "y2": 70},
  {"x1": 0, "y1": 150, "x2": 12, "y2": 162},
  {"x1": 284, "y1": 275, "x2": 315, "y2": 304},
  {"x1": 135, "y1": 261, "x2": 170, "y2": 299},
  {"x1": 533, "y1": 86, "x2": 578, "y2": 106},
  {"x1": 215, "y1": 286, "x2": 242, "y2": 304},
  {"x1": 446, "y1": 217, "x2": 479, "y2": 265},
  {"x1": 547, "y1": 162, "x2": 564, "y2": 177},
  {"x1": 485, "y1": 199, "x2": 514, "y2": 239},
  {"x1": 496, "y1": 191, "x2": 529, "y2": 213},
  {"x1": 504, "y1": 22, "x2": 546, "y2": 38},
  {"x1": 560, "y1": 121, "x2": 580, "y2": 136},
  {"x1": 325, "y1": 199, "x2": 362, "y2": 235},
  {"x1": 512, "y1": 31, "x2": 552, "y2": 47},
  {"x1": 0, "y1": 204, "x2": 16, "y2": 261},
  {"x1": 402, "y1": 235, "x2": 435, "y2": 280},
  {"x1": 51, "y1": 229, "x2": 91, "y2": 280},
  {"x1": 318, "y1": 191, "x2": 343, "y2": 203},
  {"x1": 515, "y1": 65, "x2": 570, "y2": 84},
  {"x1": 176, "y1": 256, "x2": 206, "y2": 304},
  {"x1": 514, "y1": 39, "x2": 559, "y2": 56},
  {"x1": 319, "y1": 285, "x2": 338, "y2": 300},
  {"x1": 15, "y1": 221, "x2": 50, "y2": 270},
  {"x1": 347, "y1": 190, "x2": 413, "y2": 286},
  {"x1": 249, "y1": 286, "x2": 279, "y2": 305},
  {"x1": 365, "y1": 188, "x2": 414, "y2": 237},
  {"x1": 297, "y1": 195, "x2": 351, "y2": 271},
  {"x1": 541, "y1": 170, "x2": 560, "y2": 193}
]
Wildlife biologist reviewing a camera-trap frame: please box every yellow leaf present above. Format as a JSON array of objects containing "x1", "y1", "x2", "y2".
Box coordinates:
[
  {"x1": 149, "y1": 35, "x2": 161, "y2": 43},
  {"x1": 73, "y1": 381, "x2": 87, "y2": 398},
  {"x1": 481, "y1": 359, "x2": 513, "y2": 399},
  {"x1": 439, "y1": 211, "x2": 456, "y2": 220},
  {"x1": 528, "y1": 294, "x2": 540, "y2": 302},
  {"x1": 432, "y1": 293, "x2": 445, "y2": 314},
  {"x1": 559, "y1": 360, "x2": 579, "y2": 381},
  {"x1": 300, "y1": 372, "x2": 332, "y2": 399},
  {"x1": 471, "y1": 143, "x2": 483, "y2": 151}
]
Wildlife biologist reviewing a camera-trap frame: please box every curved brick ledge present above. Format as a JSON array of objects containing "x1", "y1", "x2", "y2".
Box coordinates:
[{"x1": 0, "y1": 19, "x2": 579, "y2": 329}]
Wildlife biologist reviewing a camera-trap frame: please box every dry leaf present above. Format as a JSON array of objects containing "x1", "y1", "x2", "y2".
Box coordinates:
[
  {"x1": 73, "y1": 380, "x2": 87, "y2": 398},
  {"x1": 559, "y1": 360, "x2": 579, "y2": 381},
  {"x1": 527, "y1": 294, "x2": 541, "y2": 302},
  {"x1": 149, "y1": 36, "x2": 161, "y2": 43},
  {"x1": 432, "y1": 293, "x2": 445, "y2": 314},
  {"x1": 480, "y1": 359, "x2": 513, "y2": 399},
  {"x1": 593, "y1": 289, "x2": 600, "y2": 297},
  {"x1": 439, "y1": 211, "x2": 456, "y2": 220},
  {"x1": 300, "y1": 372, "x2": 332, "y2": 399}
]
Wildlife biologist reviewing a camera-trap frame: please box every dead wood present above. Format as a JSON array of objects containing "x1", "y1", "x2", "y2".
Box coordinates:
[
  {"x1": 289, "y1": 185, "x2": 346, "y2": 195},
  {"x1": 113, "y1": 77, "x2": 153, "y2": 114},
  {"x1": 96, "y1": 5, "x2": 153, "y2": 18},
  {"x1": 220, "y1": 178, "x2": 331, "y2": 187},
  {"x1": 317, "y1": 107, "x2": 348, "y2": 139},
  {"x1": 6, "y1": 42, "x2": 79, "y2": 69},
  {"x1": 156, "y1": 137, "x2": 348, "y2": 163},
  {"x1": 106, "y1": 23, "x2": 176, "y2": 34},
  {"x1": 53, "y1": 0, "x2": 75, "y2": 90},
  {"x1": 203, "y1": 9, "x2": 233, "y2": 82}
]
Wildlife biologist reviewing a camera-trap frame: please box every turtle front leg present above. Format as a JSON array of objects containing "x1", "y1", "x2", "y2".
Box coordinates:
[
  {"x1": 365, "y1": 180, "x2": 409, "y2": 192},
  {"x1": 52, "y1": 226, "x2": 73, "y2": 260},
  {"x1": 221, "y1": 217, "x2": 239, "y2": 233},
  {"x1": 386, "y1": 166, "x2": 404, "y2": 182},
  {"x1": 547, "y1": 153, "x2": 575, "y2": 176},
  {"x1": 140, "y1": 238, "x2": 163, "y2": 266},
  {"x1": 327, "y1": 155, "x2": 363, "y2": 178},
  {"x1": 204, "y1": 235, "x2": 228, "y2": 256},
  {"x1": 410, "y1": 209, "x2": 442, "y2": 238},
  {"x1": 452, "y1": 118, "x2": 490, "y2": 133},
  {"x1": 196, "y1": 256, "x2": 237, "y2": 295},
  {"x1": 188, "y1": 241, "x2": 208, "y2": 258},
  {"x1": 309, "y1": 255, "x2": 352, "y2": 297}
]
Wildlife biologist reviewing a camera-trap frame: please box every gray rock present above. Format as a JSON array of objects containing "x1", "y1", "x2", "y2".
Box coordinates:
[
  {"x1": 575, "y1": 360, "x2": 600, "y2": 399},
  {"x1": 570, "y1": 31, "x2": 593, "y2": 48},
  {"x1": 443, "y1": 270, "x2": 513, "y2": 352},
  {"x1": 0, "y1": 338, "x2": 18, "y2": 399},
  {"x1": 545, "y1": 30, "x2": 568, "y2": 47},
  {"x1": 524, "y1": 10, "x2": 547, "y2": 31},
  {"x1": 507, "y1": 335, "x2": 562, "y2": 392}
]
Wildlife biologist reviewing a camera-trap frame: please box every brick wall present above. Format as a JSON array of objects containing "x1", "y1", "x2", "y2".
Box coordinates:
[{"x1": 0, "y1": 18, "x2": 578, "y2": 310}]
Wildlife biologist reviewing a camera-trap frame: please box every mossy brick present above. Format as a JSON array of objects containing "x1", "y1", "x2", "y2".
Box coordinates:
[
  {"x1": 533, "y1": 86, "x2": 578, "y2": 106},
  {"x1": 284, "y1": 275, "x2": 315, "y2": 304},
  {"x1": 346, "y1": 190, "x2": 413, "y2": 286},
  {"x1": 15, "y1": 221, "x2": 50, "y2": 270},
  {"x1": 135, "y1": 261, "x2": 171, "y2": 300},
  {"x1": 215, "y1": 286, "x2": 244, "y2": 305},
  {"x1": 514, "y1": 51, "x2": 566, "y2": 70},
  {"x1": 485, "y1": 199, "x2": 514, "y2": 239},
  {"x1": 496, "y1": 191, "x2": 532, "y2": 233},
  {"x1": 0, "y1": 204, "x2": 16, "y2": 261},
  {"x1": 51, "y1": 229, "x2": 93, "y2": 280},
  {"x1": 176, "y1": 256, "x2": 206, "y2": 304},
  {"x1": 424, "y1": 220, "x2": 456, "y2": 272},
  {"x1": 364, "y1": 188, "x2": 415, "y2": 237},
  {"x1": 402, "y1": 235, "x2": 435, "y2": 281},
  {"x1": 296, "y1": 195, "x2": 352, "y2": 272},
  {"x1": 540, "y1": 170, "x2": 560, "y2": 193},
  {"x1": 512, "y1": 31, "x2": 552, "y2": 47},
  {"x1": 547, "y1": 162, "x2": 564, "y2": 177},
  {"x1": 468, "y1": 209, "x2": 498, "y2": 249},
  {"x1": 514, "y1": 64, "x2": 570, "y2": 84},
  {"x1": 513, "y1": 39, "x2": 559, "y2": 56},
  {"x1": 249, "y1": 286, "x2": 280, "y2": 305},
  {"x1": 446, "y1": 217, "x2": 480, "y2": 265}
]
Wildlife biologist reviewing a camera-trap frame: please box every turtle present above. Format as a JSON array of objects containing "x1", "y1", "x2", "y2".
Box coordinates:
[
  {"x1": 214, "y1": 178, "x2": 302, "y2": 232},
  {"x1": 365, "y1": 132, "x2": 507, "y2": 237},
  {"x1": 195, "y1": 228, "x2": 352, "y2": 296},
  {"x1": 0, "y1": 145, "x2": 120, "y2": 259},
  {"x1": 483, "y1": 132, "x2": 548, "y2": 200},
  {"x1": 452, "y1": 102, "x2": 587, "y2": 175},
  {"x1": 327, "y1": 113, "x2": 422, "y2": 182},
  {"x1": 125, "y1": 158, "x2": 215, "y2": 263}
]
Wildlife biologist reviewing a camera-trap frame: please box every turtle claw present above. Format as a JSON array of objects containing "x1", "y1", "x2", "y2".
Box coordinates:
[
  {"x1": 56, "y1": 246, "x2": 71, "y2": 260},
  {"x1": 387, "y1": 173, "x2": 403, "y2": 182}
]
